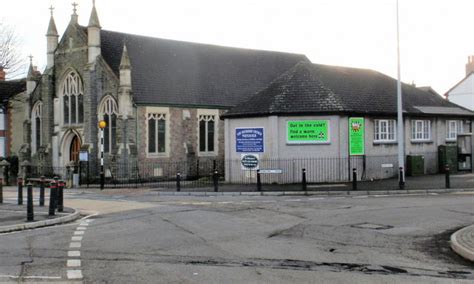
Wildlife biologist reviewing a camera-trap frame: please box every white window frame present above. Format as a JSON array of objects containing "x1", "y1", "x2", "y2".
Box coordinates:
[
  {"x1": 374, "y1": 119, "x2": 396, "y2": 143},
  {"x1": 411, "y1": 119, "x2": 431, "y2": 142},
  {"x1": 447, "y1": 120, "x2": 463, "y2": 141},
  {"x1": 0, "y1": 108, "x2": 5, "y2": 131},
  {"x1": 197, "y1": 109, "x2": 219, "y2": 156},
  {"x1": 146, "y1": 107, "x2": 170, "y2": 157},
  {"x1": 61, "y1": 71, "x2": 84, "y2": 126},
  {"x1": 31, "y1": 101, "x2": 43, "y2": 154}
]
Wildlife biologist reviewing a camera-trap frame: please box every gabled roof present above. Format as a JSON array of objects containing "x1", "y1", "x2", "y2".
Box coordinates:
[
  {"x1": 222, "y1": 62, "x2": 474, "y2": 118},
  {"x1": 444, "y1": 72, "x2": 474, "y2": 98},
  {"x1": 99, "y1": 29, "x2": 309, "y2": 107},
  {"x1": 0, "y1": 79, "x2": 26, "y2": 104}
]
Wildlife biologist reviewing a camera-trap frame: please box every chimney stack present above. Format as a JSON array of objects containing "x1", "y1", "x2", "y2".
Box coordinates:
[
  {"x1": 466, "y1": 55, "x2": 474, "y2": 76},
  {"x1": 0, "y1": 66, "x2": 5, "y2": 81}
]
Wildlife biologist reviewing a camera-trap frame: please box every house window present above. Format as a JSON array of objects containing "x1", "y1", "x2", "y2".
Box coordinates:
[
  {"x1": 0, "y1": 137, "x2": 4, "y2": 157},
  {"x1": 147, "y1": 113, "x2": 166, "y2": 154},
  {"x1": 0, "y1": 108, "x2": 5, "y2": 131},
  {"x1": 374, "y1": 119, "x2": 396, "y2": 142},
  {"x1": 62, "y1": 71, "x2": 84, "y2": 125},
  {"x1": 411, "y1": 120, "x2": 431, "y2": 141},
  {"x1": 98, "y1": 96, "x2": 117, "y2": 153},
  {"x1": 447, "y1": 120, "x2": 463, "y2": 140},
  {"x1": 31, "y1": 101, "x2": 43, "y2": 154},
  {"x1": 199, "y1": 114, "x2": 215, "y2": 152}
]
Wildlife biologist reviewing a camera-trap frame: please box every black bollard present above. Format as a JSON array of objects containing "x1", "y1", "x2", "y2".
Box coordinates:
[
  {"x1": 302, "y1": 168, "x2": 307, "y2": 191},
  {"x1": 53, "y1": 177, "x2": 59, "y2": 210},
  {"x1": 352, "y1": 168, "x2": 357, "y2": 191},
  {"x1": 213, "y1": 170, "x2": 219, "y2": 192},
  {"x1": 257, "y1": 170, "x2": 262, "y2": 191},
  {"x1": 445, "y1": 164, "x2": 450, "y2": 189},
  {"x1": 17, "y1": 178, "x2": 23, "y2": 205},
  {"x1": 39, "y1": 176, "x2": 45, "y2": 206},
  {"x1": 176, "y1": 173, "x2": 181, "y2": 192},
  {"x1": 399, "y1": 167, "x2": 405, "y2": 190},
  {"x1": 48, "y1": 181, "x2": 57, "y2": 216},
  {"x1": 57, "y1": 180, "x2": 64, "y2": 212},
  {"x1": 27, "y1": 183, "x2": 34, "y2": 221},
  {"x1": 0, "y1": 178, "x2": 3, "y2": 204}
]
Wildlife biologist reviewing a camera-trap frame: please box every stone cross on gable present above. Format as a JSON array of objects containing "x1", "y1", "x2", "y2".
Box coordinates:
[
  {"x1": 72, "y1": 2, "x2": 78, "y2": 14},
  {"x1": 28, "y1": 55, "x2": 33, "y2": 64},
  {"x1": 49, "y1": 5, "x2": 54, "y2": 16}
]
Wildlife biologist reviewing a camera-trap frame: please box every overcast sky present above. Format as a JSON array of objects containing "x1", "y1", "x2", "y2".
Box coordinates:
[{"x1": 3, "y1": 0, "x2": 474, "y2": 95}]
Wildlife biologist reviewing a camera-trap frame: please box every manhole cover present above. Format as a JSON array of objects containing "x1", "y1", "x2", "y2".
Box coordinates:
[{"x1": 351, "y1": 223, "x2": 393, "y2": 230}]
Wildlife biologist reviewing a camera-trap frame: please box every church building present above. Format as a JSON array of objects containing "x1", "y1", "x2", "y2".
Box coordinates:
[{"x1": 15, "y1": 3, "x2": 307, "y2": 179}]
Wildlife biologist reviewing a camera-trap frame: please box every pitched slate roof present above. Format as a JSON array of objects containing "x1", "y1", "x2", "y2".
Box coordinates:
[
  {"x1": 222, "y1": 62, "x2": 474, "y2": 118},
  {"x1": 99, "y1": 30, "x2": 309, "y2": 107},
  {"x1": 0, "y1": 79, "x2": 26, "y2": 104}
]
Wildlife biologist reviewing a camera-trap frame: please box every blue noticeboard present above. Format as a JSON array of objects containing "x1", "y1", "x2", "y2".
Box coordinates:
[{"x1": 236, "y1": 128, "x2": 264, "y2": 153}]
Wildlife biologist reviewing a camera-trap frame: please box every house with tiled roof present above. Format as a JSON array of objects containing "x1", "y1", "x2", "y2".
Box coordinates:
[
  {"x1": 222, "y1": 62, "x2": 474, "y2": 183},
  {"x1": 0, "y1": 66, "x2": 26, "y2": 158},
  {"x1": 14, "y1": 2, "x2": 308, "y2": 180},
  {"x1": 445, "y1": 56, "x2": 474, "y2": 111}
]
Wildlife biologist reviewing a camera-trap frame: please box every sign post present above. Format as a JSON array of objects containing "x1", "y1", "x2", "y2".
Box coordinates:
[
  {"x1": 241, "y1": 154, "x2": 259, "y2": 170},
  {"x1": 287, "y1": 120, "x2": 329, "y2": 144},
  {"x1": 236, "y1": 128, "x2": 264, "y2": 153},
  {"x1": 349, "y1": 117, "x2": 365, "y2": 156}
]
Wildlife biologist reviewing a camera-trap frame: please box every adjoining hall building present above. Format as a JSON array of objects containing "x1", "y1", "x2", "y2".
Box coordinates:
[
  {"x1": 13, "y1": 3, "x2": 307, "y2": 178},
  {"x1": 222, "y1": 62, "x2": 474, "y2": 183}
]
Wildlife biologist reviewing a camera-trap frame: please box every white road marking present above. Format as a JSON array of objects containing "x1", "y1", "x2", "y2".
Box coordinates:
[
  {"x1": 74, "y1": 230, "x2": 85, "y2": 235},
  {"x1": 67, "y1": 270, "x2": 83, "y2": 280},
  {"x1": 68, "y1": 251, "x2": 81, "y2": 257},
  {"x1": 67, "y1": 259, "x2": 81, "y2": 267},
  {"x1": 353, "y1": 196, "x2": 368, "y2": 199},
  {"x1": 0, "y1": 275, "x2": 61, "y2": 280},
  {"x1": 72, "y1": 236, "x2": 83, "y2": 241},
  {"x1": 76, "y1": 226, "x2": 87, "y2": 231},
  {"x1": 70, "y1": 242, "x2": 81, "y2": 248}
]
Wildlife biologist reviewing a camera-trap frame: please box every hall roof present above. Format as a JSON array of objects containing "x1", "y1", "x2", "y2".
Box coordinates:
[
  {"x1": 99, "y1": 29, "x2": 309, "y2": 107},
  {"x1": 222, "y1": 62, "x2": 474, "y2": 118}
]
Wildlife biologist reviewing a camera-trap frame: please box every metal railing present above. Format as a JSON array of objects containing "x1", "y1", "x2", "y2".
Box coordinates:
[{"x1": 20, "y1": 152, "x2": 448, "y2": 190}]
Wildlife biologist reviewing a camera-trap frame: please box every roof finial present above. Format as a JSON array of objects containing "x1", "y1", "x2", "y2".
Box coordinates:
[
  {"x1": 93, "y1": 0, "x2": 96, "y2": 6},
  {"x1": 49, "y1": 5, "x2": 54, "y2": 16},
  {"x1": 72, "y1": 2, "x2": 78, "y2": 15},
  {"x1": 28, "y1": 54, "x2": 33, "y2": 64}
]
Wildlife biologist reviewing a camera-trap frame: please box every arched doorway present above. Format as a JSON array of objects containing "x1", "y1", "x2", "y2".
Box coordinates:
[
  {"x1": 60, "y1": 131, "x2": 82, "y2": 168},
  {"x1": 70, "y1": 135, "x2": 81, "y2": 163}
]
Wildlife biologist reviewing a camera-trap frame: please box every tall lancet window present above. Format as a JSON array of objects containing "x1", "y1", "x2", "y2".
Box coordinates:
[
  {"x1": 31, "y1": 101, "x2": 43, "y2": 154},
  {"x1": 98, "y1": 96, "x2": 117, "y2": 153},
  {"x1": 62, "y1": 71, "x2": 84, "y2": 125}
]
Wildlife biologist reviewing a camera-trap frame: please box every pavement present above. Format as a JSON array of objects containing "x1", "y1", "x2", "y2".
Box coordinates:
[
  {"x1": 0, "y1": 173, "x2": 473, "y2": 264},
  {"x1": 0, "y1": 190, "x2": 80, "y2": 233}
]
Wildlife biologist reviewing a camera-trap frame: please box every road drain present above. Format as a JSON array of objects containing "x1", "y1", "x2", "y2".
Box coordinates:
[{"x1": 350, "y1": 223, "x2": 394, "y2": 230}]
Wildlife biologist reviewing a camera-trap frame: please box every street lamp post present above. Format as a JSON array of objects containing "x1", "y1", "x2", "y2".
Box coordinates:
[
  {"x1": 396, "y1": 0, "x2": 405, "y2": 189},
  {"x1": 99, "y1": 120, "x2": 106, "y2": 190}
]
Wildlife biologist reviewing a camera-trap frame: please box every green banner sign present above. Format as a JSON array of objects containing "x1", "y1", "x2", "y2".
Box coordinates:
[
  {"x1": 349, "y1": 117, "x2": 365, "y2": 155},
  {"x1": 287, "y1": 120, "x2": 329, "y2": 144}
]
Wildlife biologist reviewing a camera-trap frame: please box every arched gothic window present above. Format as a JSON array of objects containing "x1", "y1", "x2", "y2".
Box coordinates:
[
  {"x1": 62, "y1": 71, "x2": 84, "y2": 125},
  {"x1": 98, "y1": 96, "x2": 117, "y2": 153},
  {"x1": 31, "y1": 101, "x2": 43, "y2": 154}
]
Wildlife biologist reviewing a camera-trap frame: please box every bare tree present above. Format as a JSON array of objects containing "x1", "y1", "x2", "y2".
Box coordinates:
[{"x1": 0, "y1": 21, "x2": 24, "y2": 78}]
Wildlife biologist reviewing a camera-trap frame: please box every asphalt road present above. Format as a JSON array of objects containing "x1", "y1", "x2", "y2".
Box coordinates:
[{"x1": 0, "y1": 191, "x2": 473, "y2": 283}]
